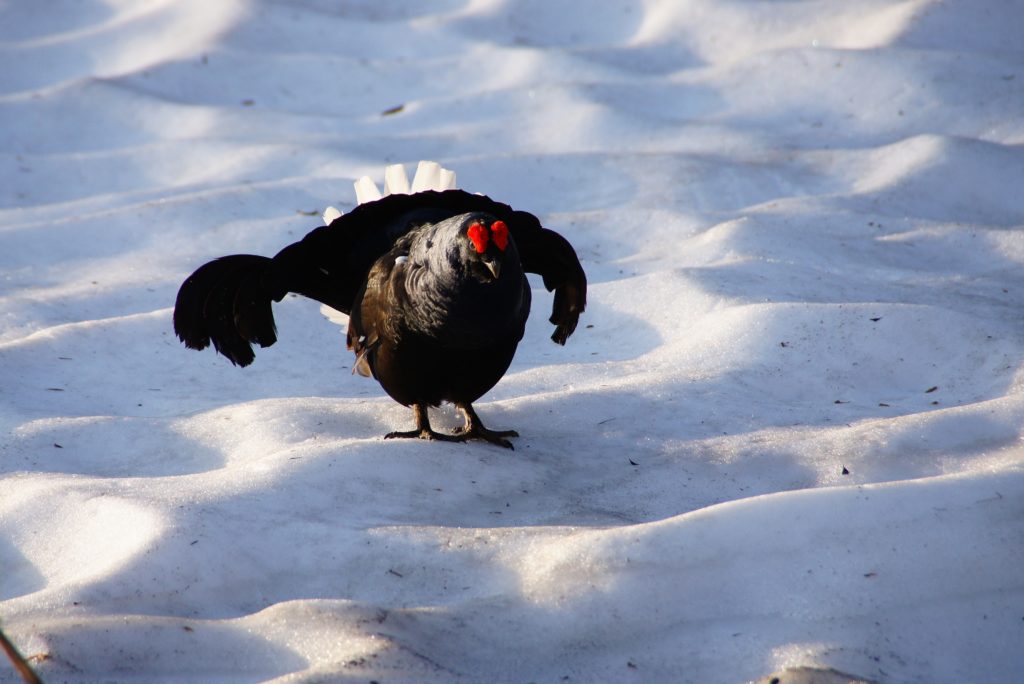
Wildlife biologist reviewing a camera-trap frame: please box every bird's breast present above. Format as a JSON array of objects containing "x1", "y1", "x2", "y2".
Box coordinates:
[{"x1": 398, "y1": 263, "x2": 530, "y2": 347}]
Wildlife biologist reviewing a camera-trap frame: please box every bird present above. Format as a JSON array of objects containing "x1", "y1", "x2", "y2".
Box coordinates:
[{"x1": 173, "y1": 163, "x2": 586, "y2": 448}]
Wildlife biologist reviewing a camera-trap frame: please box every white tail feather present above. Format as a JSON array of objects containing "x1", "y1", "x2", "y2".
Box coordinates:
[
  {"x1": 354, "y1": 176, "x2": 383, "y2": 205},
  {"x1": 322, "y1": 206, "x2": 342, "y2": 225},
  {"x1": 384, "y1": 163, "x2": 410, "y2": 195},
  {"x1": 411, "y1": 161, "x2": 441, "y2": 192},
  {"x1": 353, "y1": 161, "x2": 458, "y2": 205},
  {"x1": 319, "y1": 303, "x2": 348, "y2": 326},
  {"x1": 439, "y1": 168, "x2": 457, "y2": 190}
]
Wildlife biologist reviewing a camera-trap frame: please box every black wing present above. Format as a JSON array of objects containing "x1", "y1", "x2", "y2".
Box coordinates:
[
  {"x1": 173, "y1": 190, "x2": 587, "y2": 365},
  {"x1": 497, "y1": 207, "x2": 587, "y2": 345}
]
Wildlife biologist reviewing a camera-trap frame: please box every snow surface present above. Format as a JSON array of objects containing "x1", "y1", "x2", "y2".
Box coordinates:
[{"x1": 2, "y1": 1, "x2": 1024, "y2": 682}]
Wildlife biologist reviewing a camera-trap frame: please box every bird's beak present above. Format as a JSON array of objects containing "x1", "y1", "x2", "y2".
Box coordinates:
[{"x1": 483, "y1": 257, "x2": 501, "y2": 280}]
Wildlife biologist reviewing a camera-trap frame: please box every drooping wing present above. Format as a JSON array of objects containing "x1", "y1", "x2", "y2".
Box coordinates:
[
  {"x1": 173, "y1": 195, "x2": 450, "y2": 366},
  {"x1": 174, "y1": 189, "x2": 587, "y2": 366},
  {"x1": 497, "y1": 209, "x2": 587, "y2": 345},
  {"x1": 173, "y1": 254, "x2": 276, "y2": 366}
]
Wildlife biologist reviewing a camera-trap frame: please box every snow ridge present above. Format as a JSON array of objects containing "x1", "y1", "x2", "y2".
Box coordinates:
[{"x1": 2, "y1": 2, "x2": 1023, "y2": 683}]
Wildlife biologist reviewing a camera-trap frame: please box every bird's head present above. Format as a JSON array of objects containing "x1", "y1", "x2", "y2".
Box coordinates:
[{"x1": 460, "y1": 214, "x2": 512, "y2": 282}]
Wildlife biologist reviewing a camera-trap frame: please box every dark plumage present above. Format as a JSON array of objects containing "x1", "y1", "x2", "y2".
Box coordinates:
[{"x1": 173, "y1": 189, "x2": 586, "y2": 448}]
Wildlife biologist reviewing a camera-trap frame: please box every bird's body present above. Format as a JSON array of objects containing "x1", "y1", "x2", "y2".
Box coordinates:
[
  {"x1": 173, "y1": 180, "x2": 586, "y2": 448},
  {"x1": 349, "y1": 213, "x2": 531, "y2": 403}
]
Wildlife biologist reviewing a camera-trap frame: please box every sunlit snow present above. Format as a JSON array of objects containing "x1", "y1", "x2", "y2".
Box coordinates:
[{"x1": 2, "y1": 1, "x2": 1023, "y2": 682}]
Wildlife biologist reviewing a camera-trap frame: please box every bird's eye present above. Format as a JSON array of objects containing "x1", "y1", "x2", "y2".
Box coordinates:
[
  {"x1": 467, "y1": 223, "x2": 489, "y2": 253},
  {"x1": 490, "y1": 221, "x2": 509, "y2": 251}
]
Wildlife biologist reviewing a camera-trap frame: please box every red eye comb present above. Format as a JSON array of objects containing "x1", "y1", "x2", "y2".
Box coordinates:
[
  {"x1": 490, "y1": 221, "x2": 509, "y2": 251},
  {"x1": 467, "y1": 222, "x2": 489, "y2": 253}
]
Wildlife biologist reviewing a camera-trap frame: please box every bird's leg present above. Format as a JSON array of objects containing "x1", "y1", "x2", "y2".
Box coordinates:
[
  {"x1": 385, "y1": 403, "x2": 462, "y2": 443},
  {"x1": 452, "y1": 403, "x2": 518, "y2": 449}
]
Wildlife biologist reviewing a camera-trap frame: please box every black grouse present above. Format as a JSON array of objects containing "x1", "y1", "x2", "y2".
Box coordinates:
[{"x1": 173, "y1": 178, "x2": 586, "y2": 448}]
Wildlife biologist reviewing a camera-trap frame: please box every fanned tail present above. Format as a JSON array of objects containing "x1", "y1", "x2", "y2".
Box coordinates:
[
  {"x1": 173, "y1": 255, "x2": 278, "y2": 367},
  {"x1": 321, "y1": 161, "x2": 458, "y2": 225}
]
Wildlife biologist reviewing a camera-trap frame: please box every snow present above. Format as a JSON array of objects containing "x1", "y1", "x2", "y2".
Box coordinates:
[{"x1": 2, "y1": 1, "x2": 1023, "y2": 682}]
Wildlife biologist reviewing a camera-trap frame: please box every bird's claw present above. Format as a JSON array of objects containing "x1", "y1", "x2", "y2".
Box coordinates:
[
  {"x1": 451, "y1": 425, "x2": 518, "y2": 449},
  {"x1": 386, "y1": 404, "x2": 517, "y2": 449},
  {"x1": 385, "y1": 428, "x2": 461, "y2": 443}
]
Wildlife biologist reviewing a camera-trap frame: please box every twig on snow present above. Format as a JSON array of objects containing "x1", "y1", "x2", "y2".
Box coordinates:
[{"x1": 0, "y1": 627, "x2": 43, "y2": 684}]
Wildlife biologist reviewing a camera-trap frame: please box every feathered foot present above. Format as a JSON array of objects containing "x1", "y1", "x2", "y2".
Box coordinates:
[{"x1": 452, "y1": 403, "x2": 518, "y2": 450}]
